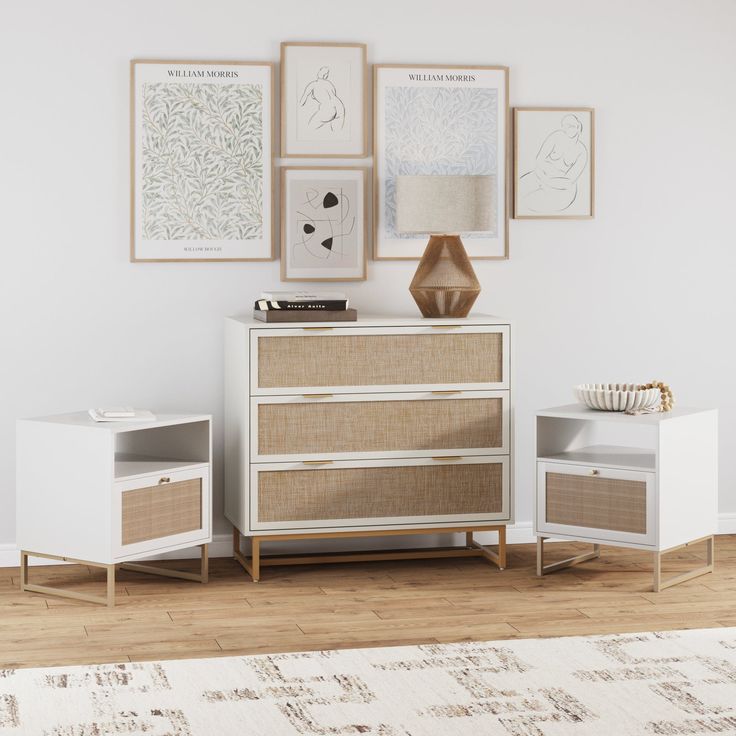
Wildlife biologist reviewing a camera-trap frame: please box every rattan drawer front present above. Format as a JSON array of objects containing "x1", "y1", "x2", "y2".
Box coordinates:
[
  {"x1": 254, "y1": 460, "x2": 505, "y2": 529},
  {"x1": 121, "y1": 478, "x2": 202, "y2": 546},
  {"x1": 256, "y1": 395, "x2": 505, "y2": 459},
  {"x1": 255, "y1": 329, "x2": 504, "y2": 391},
  {"x1": 545, "y1": 472, "x2": 647, "y2": 534}
]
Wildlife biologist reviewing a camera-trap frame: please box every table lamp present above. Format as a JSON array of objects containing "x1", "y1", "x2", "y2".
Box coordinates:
[{"x1": 396, "y1": 174, "x2": 492, "y2": 318}]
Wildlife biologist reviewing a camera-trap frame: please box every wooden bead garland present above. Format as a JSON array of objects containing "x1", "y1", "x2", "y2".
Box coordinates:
[{"x1": 638, "y1": 381, "x2": 675, "y2": 412}]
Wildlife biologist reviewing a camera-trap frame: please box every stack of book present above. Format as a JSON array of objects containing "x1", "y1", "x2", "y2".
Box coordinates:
[{"x1": 254, "y1": 291, "x2": 357, "y2": 322}]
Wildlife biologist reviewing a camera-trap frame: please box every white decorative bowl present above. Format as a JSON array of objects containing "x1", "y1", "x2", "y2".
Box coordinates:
[{"x1": 574, "y1": 383, "x2": 662, "y2": 412}]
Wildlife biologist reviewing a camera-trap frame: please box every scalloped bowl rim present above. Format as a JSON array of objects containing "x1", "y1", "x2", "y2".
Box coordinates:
[{"x1": 574, "y1": 384, "x2": 662, "y2": 412}]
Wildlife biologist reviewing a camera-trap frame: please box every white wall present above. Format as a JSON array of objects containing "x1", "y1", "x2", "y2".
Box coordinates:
[{"x1": 2, "y1": 0, "x2": 736, "y2": 551}]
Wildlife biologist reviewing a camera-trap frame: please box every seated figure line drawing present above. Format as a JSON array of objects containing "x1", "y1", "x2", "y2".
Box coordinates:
[
  {"x1": 299, "y1": 66, "x2": 346, "y2": 132},
  {"x1": 518, "y1": 114, "x2": 588, "y2": 213}
]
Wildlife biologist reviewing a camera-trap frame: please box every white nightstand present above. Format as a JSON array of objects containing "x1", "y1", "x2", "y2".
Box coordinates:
[
  {"x1": 535, "y1": 405, "x2": 718, "y2": 592},
  {"x1": 16, "y1": 412, "x2": 212, "y2": 606}
]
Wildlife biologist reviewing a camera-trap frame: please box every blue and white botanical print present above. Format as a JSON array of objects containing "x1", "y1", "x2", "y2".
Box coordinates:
[
  {"x1": 142, "y1": 83, "x2": 263, "y2": 241},
  {"x1": 384, "y1": 86, "x2": 497, "y2": 238}
]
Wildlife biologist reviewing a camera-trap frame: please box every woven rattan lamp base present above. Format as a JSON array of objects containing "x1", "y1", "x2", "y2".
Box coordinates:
[{"x1": 409, "y1": 235, "x2": 481, "y2": 318}]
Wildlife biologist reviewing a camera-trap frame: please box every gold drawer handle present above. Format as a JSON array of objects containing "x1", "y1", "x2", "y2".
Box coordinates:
[
  {"x1": 431, "y1": 390, "x2": 463, "y2": 395},
  {"x1": 158, "y1": 476, "x2": 171, "y2": 484},
  {"x1": 589, "y1": 469, "x2": 600, "y2": 476},
  {"x1": 302, "y1": 326, "x2": 334, "y2": 331},
  {"x1": 302, "y1": 460, "x2": 334, "y2": 465},
  {"x1": 302, "y1": 393, "x2": 334, "y2": 399},
  {"x1": 432, "y1": 456, "x2": 463, "y2": 462}
]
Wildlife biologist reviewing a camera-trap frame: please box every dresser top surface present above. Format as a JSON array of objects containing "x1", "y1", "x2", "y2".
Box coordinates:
[
  {"x1": 228, "y1": 312, "x2": 510, "y2": 327},
  {"x1": 537, "y1": 404, "x2": 716, "y2": 424}
]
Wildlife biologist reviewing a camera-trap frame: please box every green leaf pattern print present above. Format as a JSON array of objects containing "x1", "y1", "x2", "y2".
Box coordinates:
[{"x1": 142, "y1": 83, "x2": 263, "y2": 241}]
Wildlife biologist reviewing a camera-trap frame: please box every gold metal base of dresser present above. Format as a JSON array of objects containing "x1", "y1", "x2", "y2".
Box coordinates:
[
  {"x1": 233, "y1": 526, "x2": 507, "y2": 583},
  {"x1": 20, "y1": 544, "x2": 209, "y2": 607}
]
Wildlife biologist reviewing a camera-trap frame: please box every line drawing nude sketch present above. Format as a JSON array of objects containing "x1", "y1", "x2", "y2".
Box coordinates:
[
  {"x1": 295, "y1": 187, "x2": 355, "y2": 261},
  {"x1": 299, "y1": 67, "x2": 346, "y2": 132},
  {"x1": 518, "y1": 114, "x2": 588, "y2": 213}
]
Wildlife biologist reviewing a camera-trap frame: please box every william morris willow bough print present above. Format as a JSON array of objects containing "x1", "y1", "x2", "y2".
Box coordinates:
[
  {"x1": 131, "y1": 61, "x2": 273, "y2": 262},
  {"x1": 142, "y1": 83, "x2": 263, "y2": 241}
]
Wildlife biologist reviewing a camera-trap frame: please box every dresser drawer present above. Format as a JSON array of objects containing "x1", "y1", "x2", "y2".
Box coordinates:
[
  {"x1": 537, "y1": 462, "x2": 655, "y2": 546},
  {"x1": 251, "y1": 325, "x2": 509, "y2": 394},
  {"x1": 250, "y1": 456, "x2": 509, "y2": 531},
  {"x1": 113, "y1": 466, "x2": 211, "y2": 559},
  {"x1": 251, "y1": 391, "x2": 509, "y2": 461}
]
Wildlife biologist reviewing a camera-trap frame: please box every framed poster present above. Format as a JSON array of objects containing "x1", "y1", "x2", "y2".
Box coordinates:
[
  {"x1": 130, "y1": 60, "x2": 274, "y2": 262},
  {"x1": 373, "y1": 64, "x2": 509, "y2": 260},
  {"x1": 281, "y1": 167, "x2": 367, "y2": 281},
  {"x1": 281, "y1": 42, "x2": 368, "y2": 158},
  {"x1": 514, "y1": 107, "x2": 595, "y2": 219}
]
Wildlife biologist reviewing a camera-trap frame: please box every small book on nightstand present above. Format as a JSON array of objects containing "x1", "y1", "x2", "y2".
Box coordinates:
[{"x1": 88, "y1": 408, "x2": 156, "y2": 422}]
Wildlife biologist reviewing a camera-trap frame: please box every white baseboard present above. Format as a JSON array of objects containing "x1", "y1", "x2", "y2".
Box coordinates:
[{"x1": 2, "y1": 517, "x2": 734, "y2": 569}]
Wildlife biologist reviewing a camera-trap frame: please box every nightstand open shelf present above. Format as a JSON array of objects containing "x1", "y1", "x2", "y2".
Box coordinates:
[
  {"x1": 535, "y1": 405, "x2": 718, "y2": 592},
  {"x1": 114, "y1": 455, "x2": 209, "y2": 481},
  {"x1": 538, "y1": 444, "x2": 656, "y2": 472}
]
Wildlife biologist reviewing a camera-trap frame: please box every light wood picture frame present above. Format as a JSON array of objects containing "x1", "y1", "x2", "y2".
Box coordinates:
[
  {"x1": 280, "y1": 166, "x2": 368, "y2": 282},
  {"x1": 130, "y1": 59, "x2": 275, "y2": 262},
  {"x1": 513, "y1": 107, "x2": 595, "y2": 219},
  {"x1": 373, "y1": 64, "x2": 510, "y2": 261},
  {"x1": 280, "y1": 42, "x2": 368, "y2": 158}
]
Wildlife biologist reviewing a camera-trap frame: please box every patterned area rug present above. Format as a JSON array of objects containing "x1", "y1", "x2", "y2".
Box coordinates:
[{"x1": 1, "y1": 628, "x2": 736, "y2": 735}]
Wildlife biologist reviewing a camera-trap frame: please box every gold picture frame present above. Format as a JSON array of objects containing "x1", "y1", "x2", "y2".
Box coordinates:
[
  {"x1": 280, "y1": 42, "x2": 369, "y2": 159},
  {"x1": 130, "y1": 59, "x2": 275, "y2": 262},
  {"x1": 280, "y1": 166, "x2": 368, "y2": 282},
  {"x1": 373, "y1": 63, "x2": 510, "y2": 261},
  {"x1": 513, "y1": 107, "x2": 595, "y2": 220}
]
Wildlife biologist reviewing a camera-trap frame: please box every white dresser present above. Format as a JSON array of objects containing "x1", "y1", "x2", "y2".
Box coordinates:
[
  {"x1": 225, "y1": 313, "x2": 513, "y2": 581},
  {"x1": 535, "y1": 405, "x2": 718, "y2": 591}
]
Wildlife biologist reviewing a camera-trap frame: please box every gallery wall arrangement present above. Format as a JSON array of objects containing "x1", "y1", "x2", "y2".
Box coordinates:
[{"x1": 129, "y1": 46, "x2": 595, "y2": 275}]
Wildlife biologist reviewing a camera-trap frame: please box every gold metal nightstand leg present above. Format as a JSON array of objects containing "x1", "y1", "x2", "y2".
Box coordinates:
[
  {"x1": 19, "y1": 550, "x2": 117, "y2": 606},
  {"x1": 653, "y1": 535, "x2": 714, "y2": 592},
  {"x1": 120, "y1": 543, "x2": 209, "y2": 584},
  {"x1": 536, "y1": 536, "x2": 600, "y2": 577}
]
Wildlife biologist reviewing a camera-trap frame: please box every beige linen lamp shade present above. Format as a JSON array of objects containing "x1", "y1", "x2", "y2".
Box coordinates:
[
  {"x1": 396, "y1": 175, "x2": 493, "y2": 234},
  {"x1": 396, "y1": 175, "x2": 492, "y2": 318}
]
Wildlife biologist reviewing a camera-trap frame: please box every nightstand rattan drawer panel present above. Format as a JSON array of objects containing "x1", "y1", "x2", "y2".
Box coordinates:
[
  {"x1": 257, "y1": 462, "x2": 503, "y2": 525},
  {"x1": 257, "y1": 397, "x2": 504, "y2": 457},
  {"x1": 121, "y1": 479, "x2": 202, "y2": 546},
  {"x1": 257, "y1": 332, "x2": 503, "y2": 389},
  {"x1": 545, "y1": 472, "x2": 647, "y2": 534}
]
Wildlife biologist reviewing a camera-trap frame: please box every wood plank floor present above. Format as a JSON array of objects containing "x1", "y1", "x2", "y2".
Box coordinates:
[{"x1": 1, "y1": 536, "x2": 734, "y2": 669}]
